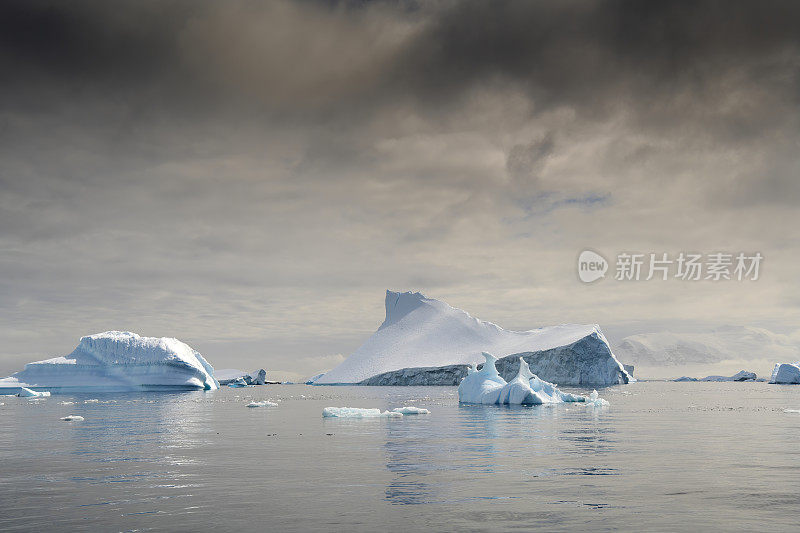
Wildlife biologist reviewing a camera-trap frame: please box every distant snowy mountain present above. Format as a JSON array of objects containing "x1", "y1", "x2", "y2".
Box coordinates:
[
  {"x1": 315, "y1": 290, "x2": 630, "y2": 386},
  {"x1": 0, "y1": 331, "x2": 219, "y2": 393},
  {"x1": 614, "y1": 326, "x2": 800, "y2": 367}
]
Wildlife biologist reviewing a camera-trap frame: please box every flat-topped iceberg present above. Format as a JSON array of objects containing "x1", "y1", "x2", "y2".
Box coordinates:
[
  {"x1": 0, "y1": 331, "x2": 219, "y2": 394},
  {"x1": 315, "y1": 290, "x2": 630, "y2": 386},
  {"x1": 458, "y1": 353, "x2": 606, "y2": 406},
  {"x1": 770, "y1": 362, "x2": 800, "y2": 384}
]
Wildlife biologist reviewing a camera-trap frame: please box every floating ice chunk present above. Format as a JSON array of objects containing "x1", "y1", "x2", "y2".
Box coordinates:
[
  {"x1": 497, "y1": 358, "x2": 545, "y2": 405},
  {"x1": 84, "y1": 399, "x2": 99, "y2": 403},
  {"x1": 228, "y1": 377, "x2": 249, "y2": 388},
  {"x1": 457, "y1": 352, "x2": 506, "y2": 404},
  {"x1": 459, "y1": 354, "x2": 605, "y2": 406},
  {"x1": 0, "y1": 331, "x2": 218, "y2": 393},
  {"x1": 61, "y1": 415, "x2": 84, "y2": 421},
  {"x1": 17, "y1": 387, "x2": 50, "y2": 397},
  {"x1": 246, "y1": 400, "x2": 278, "y2": 408},
  {"x1": 322, "y1": 407, "x2": 403, "y2": 418},
  {"x1": 770, "y1": 362, "x2": 800, "y2": 384},
  {"x1": 783, "y1": 409, "x2": 800, "y2": 414},
  {"x1": 392, "y1": 406, "x2": 430, "y2": 414},
  {"x1": 586, "y1": 390, "x2": 610, "y2": 407},
  {"x1": 60, "y1": 401, "x2": 75, "y2": 405}
]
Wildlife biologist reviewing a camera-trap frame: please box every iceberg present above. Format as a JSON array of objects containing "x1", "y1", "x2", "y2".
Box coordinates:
[
  {"x1": 392, "y1": 406, "x2": 430, "y2": 415},
  {"x1": 60, "y1": 415, "x2": 84, "y2": 421},
  {"x1": 674, "y1": 370, "x2": 758, "y2": 382},
  {"x1": 458, "y1": 353, "x2": 605, "y2": 406},
  {"x1": 0, "y1": 331, "x2": 219, "y2": 394},
  {"x1": 17, "y1": 387, "x2": 50, "y2": 397},
  {"x1": 770, "y1": 362, "x2": 800, "y2": 384},
  {"x1": 316, "y1": 291, "x2": 630, "y2": 386},
  {"x1": 248, "y1": 369, "x2": 267, "y2": 385},
  {"x1": 227, "y1": 377, "x2": 249, "y2": 388},
  {"x1": 322, "y1": 407, "x2": 403, "y2": 418}
]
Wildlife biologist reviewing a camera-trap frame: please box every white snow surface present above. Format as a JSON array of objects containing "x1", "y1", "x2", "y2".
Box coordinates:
[
  {"x1": 316, "y1": 290, "x2": 624, "y2": 384},
  {"x1": 458, "y1": 353, "x2": 600, "y2": 406},
  {"x1": 0, "y1": 331, "x2": 219, "y2": 393},
  {"x1": 770, "y1": 362, "x2": 800, "y2": 384},
  {"x1": 322, "y1": 407, "x2": 403, "y2": 418}
]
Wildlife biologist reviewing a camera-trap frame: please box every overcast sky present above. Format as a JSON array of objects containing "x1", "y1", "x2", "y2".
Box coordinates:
[{"x1": 2, "y1": 0, "x2": 799, "y2": 379}]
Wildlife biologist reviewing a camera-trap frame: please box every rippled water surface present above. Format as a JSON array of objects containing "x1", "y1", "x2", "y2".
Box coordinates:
[{"x1": 2, "y1": 382, "x2": 799, "y2": 532}]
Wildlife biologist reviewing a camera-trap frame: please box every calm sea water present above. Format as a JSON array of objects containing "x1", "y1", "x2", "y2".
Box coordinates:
[{"x1": 1, "y1": 382, "x2": 799, "y2": 532}]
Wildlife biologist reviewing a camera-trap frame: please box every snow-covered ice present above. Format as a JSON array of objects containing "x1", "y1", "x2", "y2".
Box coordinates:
[
  {"x1": 615, "y1": 326, "x2": 800, "y2": 367},
  {"x1": 770, "y1": 362, "x2": 800, "y2": 384},
  {"x1": 586, "y1": 390, "x2": 610, "y2": 407},
  {"x1": 458, "y1": 353, "x2": 606, "y2": 406},
  {"x1": 227, "y1": 377, "x2": 249, "y2": 388},
  {"x1": 246, "y1": 400, "x2": 278, "y2": 408},
  {"x1": 314, "y1": 291, "x2": 630, "y2": 386},
  {"x1": 0, "y1": 331, "x2": 219, "y2": 394},
  {"x1": 322, "y1": 407, "x2": 403, "y2": 418},
  {"x1": 392, "y1": 406, "x2": 430, "y2": 415},
  {"x1": 17, "y1": 387, "x2": 50, "y2": 397},
  {"x1": 60, "y1": 415, "x2": 84, "y2": 421},
  {"x1": 674, "y1": 370, "x2": 758, "y2": 382}
]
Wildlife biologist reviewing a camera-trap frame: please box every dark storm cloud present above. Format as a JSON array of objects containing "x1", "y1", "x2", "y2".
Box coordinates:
[{"x1": 1, "y1": 0, "x2": 800, "y2": 376}]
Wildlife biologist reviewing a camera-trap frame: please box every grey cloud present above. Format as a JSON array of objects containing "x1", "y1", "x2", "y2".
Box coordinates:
[{"x1": 1, "y1": 0, "x2": 800, "y2": 375}]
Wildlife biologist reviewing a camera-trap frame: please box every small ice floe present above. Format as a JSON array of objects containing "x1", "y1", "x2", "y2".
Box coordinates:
[
  {"x1": 17, "y1": 387, "x2": 50, "y2": 398},
  {"x1": 60, "y1": 401, "x2": 75, "y2": 405},
  {"x1": 61, "y1": 415, "x2": 84, "y2": 421},
  {"x1": 246, "y1": 401, "x2": 278, "y2": 408},
  {"x1": 84, "y1": 399, "x2": 100, "y2": 403},
  {"x1": 322, "y1": 407, "x2": 403, "y2": 418},
  {"x1": 585, "y1": 390, "x2": 610, "y2": 407},
  {"x1": 783, "y1": 409, "x2": 800, "y2": 414},
  {"x1": 392, "y1": 406, "x2": 430, "y2": 415}
]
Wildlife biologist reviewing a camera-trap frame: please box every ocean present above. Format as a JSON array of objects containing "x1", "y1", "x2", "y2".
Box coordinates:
[{"x1": 1, "y1": 382, "x2": 798, "y2": 532}]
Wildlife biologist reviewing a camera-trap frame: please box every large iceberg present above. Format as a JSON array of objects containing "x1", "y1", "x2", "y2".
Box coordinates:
[
  {"x1": 770, "y1": 362, "x2": 800, "y2": 384},
  {"x1": 315, "y1": 290, "x2": 630, "y2": 386},
  {"x1": 458, "y1": 353, "x2": 601, "y2": 406},
  {"x1": 0, "y1": 331, "x2": 219, "y2": 394}
]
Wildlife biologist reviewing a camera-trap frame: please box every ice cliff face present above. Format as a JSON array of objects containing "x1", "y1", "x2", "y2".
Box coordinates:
[
  {"x1": 0, "y1": 331, "x2": 219, "y2": 393},
  {"x1": 770, "y1": 362, "x2": 800, "y2": 384},
  {"x1": 316, "y1": 290, "x2": 630, "y2": 386}
]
